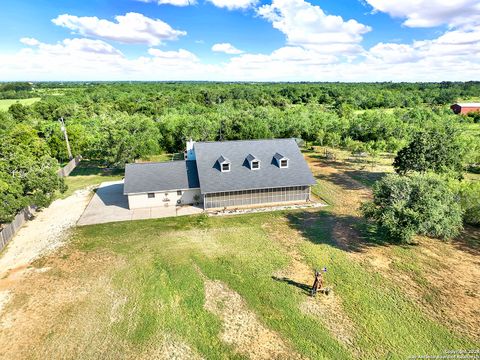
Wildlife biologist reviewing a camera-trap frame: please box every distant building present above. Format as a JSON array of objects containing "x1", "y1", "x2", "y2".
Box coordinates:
[
  {"x1": 123, "y1": 138, "x2": 316, "y2": 210},
  {"x1": 450, "y1": 103, "x2": 480, "y2": 115}
]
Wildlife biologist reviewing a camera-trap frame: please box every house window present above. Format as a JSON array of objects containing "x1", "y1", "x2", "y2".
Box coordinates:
[
  {"x1": 177, "y1": 190, "x2": 182, "y2": 196},
  {"x1": 280, "y1": 159, "x2": 288, "y2": 168},
  {"x1": 148, "y1": 193, "x2": 155, "y2": 198},
  {"x1": 221, "y1": 163, "x2": 230, "y2": 172},
  {"x1": 251, "y1": 161, "x2": 260, "y2": 170}
]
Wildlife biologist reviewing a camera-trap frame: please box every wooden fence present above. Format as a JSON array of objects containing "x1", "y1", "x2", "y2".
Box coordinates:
[
  {"x1": 57, "y1": 155, "x2": 82, "y2": 177},
  {"x1": 0, "y1": 156, "x2": 82, "y2": 252},
  {"x1": 0, "y1": 206, "x2": 36, "y2": 252}
]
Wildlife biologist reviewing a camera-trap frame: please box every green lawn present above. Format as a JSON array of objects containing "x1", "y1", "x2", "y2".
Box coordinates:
[
  {"x1": 15, "y1": 210, "x2": 474, "y2": 359},
  {"x1": 60, "y1": 162, "x2": 124, "y2": 198},
  {"x1": 0, "y1": 97, "x2": 41, "y2": 111}
]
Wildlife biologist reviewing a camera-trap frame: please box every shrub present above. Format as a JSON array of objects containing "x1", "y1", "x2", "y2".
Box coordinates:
[
  {"x1": 361, "y1": 173, "x2": 463, "y2": 243},
  {"x1": 457, "y1": 181, "x2": 480, "y2": 226}
]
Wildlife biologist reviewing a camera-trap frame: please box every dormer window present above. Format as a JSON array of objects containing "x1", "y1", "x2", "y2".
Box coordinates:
[
  {"x1": 246, "y1": 154, "x2": 260, "y2": 170},
  {"x1": 274, "y1": 153, "x2": 289, "y2": 168},
  {"x1": 218, "y1": 155, "x2": 231, "y2": 172}
]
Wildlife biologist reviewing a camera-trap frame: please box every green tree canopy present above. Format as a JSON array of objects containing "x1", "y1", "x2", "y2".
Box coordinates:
[
  {"x1": 362, "y1": 173, "x2": 463, "y2": 243},
  {"x1": 393, "y1": 128, "x2": 464, "y2": 177}
]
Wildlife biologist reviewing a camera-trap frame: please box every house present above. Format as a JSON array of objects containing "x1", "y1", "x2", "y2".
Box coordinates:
[
  {"x1": 123, "y1": 138, "x2": 316, "y2": 210},
  {"x1": 450, "y1": 103, "x2": 480, "y2": 115}
]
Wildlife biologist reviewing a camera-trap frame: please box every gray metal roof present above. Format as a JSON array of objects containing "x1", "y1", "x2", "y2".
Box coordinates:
[
  {"x1": 123, "y1": 160, "x2": 199, "y2": 195},
  {"x1": 194, "y1": 138, "x2": 316, "y2": 194}
]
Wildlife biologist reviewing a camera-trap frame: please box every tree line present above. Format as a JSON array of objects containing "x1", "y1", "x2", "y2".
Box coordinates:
[{"x1": 1, "y1": 82, "x2": 479, "y2": 226}]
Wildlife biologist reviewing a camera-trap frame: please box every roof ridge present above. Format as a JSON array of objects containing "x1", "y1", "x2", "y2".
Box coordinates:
[{"x1": 195, "y1": 138, "x2": 294, "y2": 145}]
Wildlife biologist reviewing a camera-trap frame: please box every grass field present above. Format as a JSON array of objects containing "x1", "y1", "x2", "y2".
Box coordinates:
[
  {"x1": 0, "y1": 97, "x2": 41, "y2": 111},
  {"x1": 60, "y1": 161, "x2": 124, "y2": 198},
  {"x1": 1, "y1": 152, "x2": 478, "y2": 359}
]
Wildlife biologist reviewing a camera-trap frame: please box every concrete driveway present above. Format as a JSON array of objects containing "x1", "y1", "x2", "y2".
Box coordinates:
[{"x1": 77, "y1": 180, "x2": 203, "y2": 226}]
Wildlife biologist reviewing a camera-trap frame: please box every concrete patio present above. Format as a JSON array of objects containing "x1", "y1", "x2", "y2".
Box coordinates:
[{"x1": 77, "y1": 181, "x2": 203, "y2": 226}]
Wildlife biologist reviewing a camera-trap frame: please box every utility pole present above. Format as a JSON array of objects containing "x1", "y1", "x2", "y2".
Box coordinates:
[{"x1": 58, "y1": 117, "x2": 73, "y2": 160}]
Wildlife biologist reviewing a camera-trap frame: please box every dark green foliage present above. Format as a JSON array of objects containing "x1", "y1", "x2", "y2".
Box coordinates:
[
  {"x1": 0, "y1": 124, "x2": 66, "y2": 222},
  {"x1": 393, "y1": 128, "x2": 464, "y2": 177},
  {"x1": 362, "y1": 173, "x2": 464, "y2": 243},
  {"x1": 457, "y1": 181, "x2": 480, "y2": 226}
]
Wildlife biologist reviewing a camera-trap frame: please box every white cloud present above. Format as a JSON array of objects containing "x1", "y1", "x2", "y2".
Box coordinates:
[
  {"x1": 212, "y1": 43, "x2": 244, "y2": 54},
  {"x1": 2, "y1": 21, "x2": 480, "y2": 82},
  {"x1": 206, "y1": 0, "x2": 258, "y2": 10},
  {"x1": 257, "y1": 0, "x2": 371, "y2": 54},
  {"x1": 20, "y1": 37, "x2": 123, "y2": 56},
  {"x1": 368, "y1": 25, "x2": 480, "y2": 64},
  {"x1": 20, "y1": 37, "x2": 40, "y2": 46},
  {"x1": 52, "y1": 12, "x2": 186, "y2": 46},
  {"x1": 148, "y1": 48, "x2": 199, "y2": 63},
  {"x1": 364, "y1": 0, "x2": 480, "y2": 28},
  {"x1": 136, "y1": 0, "x2": 196, "y2": 5}
]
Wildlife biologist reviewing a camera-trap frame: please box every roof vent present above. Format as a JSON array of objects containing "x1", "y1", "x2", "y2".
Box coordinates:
[
  {"x1": 246, "y1": 154, "x2": 260, "y2": 170},
  {"x1": 217, "y1": 155, "x2": 231, "y2": 172},
  {"x1": 274, "y1": 153, "x2": 289, "y2": 168}
]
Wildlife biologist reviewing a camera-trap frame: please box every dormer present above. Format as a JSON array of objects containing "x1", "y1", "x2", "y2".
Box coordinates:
[
  {"x1": 274, "y1": 153, "x2": 289, "y2": 168},
  {"x1": 217, "y1": 155, "x2": 231, "y2": 172},
  {"x1": 246, "y1": 154, "x2": 260, "y2": 170}
]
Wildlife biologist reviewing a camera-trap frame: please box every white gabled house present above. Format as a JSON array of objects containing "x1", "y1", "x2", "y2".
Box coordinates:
[{"x1": 123, "y1": 138, "x2": 316, "y2": 210}]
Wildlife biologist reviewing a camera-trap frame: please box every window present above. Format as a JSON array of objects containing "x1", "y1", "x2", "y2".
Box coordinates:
[
  {"x1": 147, "y1": 193, "x2": 155, "y2": 198},
  {"x1": 177, "y1": 190, "x2": 182, "y2": 196},
  {"x1": 251, "y1": 160, "x2": 260, "y2": 170},
  {"x1": 221, "y1": 163, "x2": 230, "y2": 172},
  {"x1": 280, "y1": 159, "x2": 288, "y2": 168}
]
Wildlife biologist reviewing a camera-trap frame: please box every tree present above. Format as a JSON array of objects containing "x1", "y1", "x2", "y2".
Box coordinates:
[
  {"x1": 457, "y1": 181, "x2": 480, "y2": 226},
  {"x1": 361, "y1": 173, "x2": 463, "y2": 243},
  {"x1": 0, "y1": 124, "x2": 66, "y2": 222},
  {"x1": 393, "y1": 128, "x2": 463, "y2": 177}
]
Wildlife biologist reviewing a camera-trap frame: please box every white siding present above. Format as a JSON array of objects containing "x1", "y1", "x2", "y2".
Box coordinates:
[{"x1": 127, "y1": 188, "x2": 201, "y2": 210}]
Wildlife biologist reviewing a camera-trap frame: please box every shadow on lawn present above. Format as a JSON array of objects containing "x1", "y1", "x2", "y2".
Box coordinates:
[
  {"x1": 69, "y1": 161, "x2": 124, "y2": 177},
  {"x1": 286, "y1": 210, "x2": 398, "y2": 253},
  {"x1": 452, "y1": 225, "x2": 480, "y2": 256},
  {"x1": 272, "y1": 276, "x2": 312, "y2": 295},
  {"x1": 315, "y1": 172, "x2": 365, "y2": 191}
]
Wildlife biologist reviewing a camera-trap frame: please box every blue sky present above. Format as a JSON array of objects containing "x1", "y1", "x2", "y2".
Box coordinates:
[{"x1": 0, "y1": 0, "x2": 479, "y2": 81}]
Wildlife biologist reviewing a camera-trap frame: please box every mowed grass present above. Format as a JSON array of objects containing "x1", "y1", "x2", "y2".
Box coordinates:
[
  {"x1": 0, "y1": 97, "x2": 41, "y2": 111},
  {"x1": 21, "y1": 210, "x2": 473, "y2": 359},
  {"x1": 60, "y1": 162, "x2": 124, "y2": 198}
]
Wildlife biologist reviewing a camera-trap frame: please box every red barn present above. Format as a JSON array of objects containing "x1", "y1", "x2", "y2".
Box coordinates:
[{"x1": 450, "y1": 103, "x2": 480, "y2": 115}]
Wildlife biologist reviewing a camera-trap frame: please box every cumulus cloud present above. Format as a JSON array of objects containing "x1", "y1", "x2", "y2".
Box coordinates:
[
  {"x1": 148, "y1": 48, "x2": 199, "y2": 63},
  {"x1": 364, "y1": 0, "x2": 480, "y2": 28},
  {"x1": 257, "y1": 0, "x2": 371, "y2": 54},
  {"x1": 20, "y1": 37, "x2": 41, "y2": 46},
  {"x1": 136, "y1": 0, "x2": 196, "y2": 5},
  {"x1": 52, "y1": 12, "x2": 186, "y2": 46},
  {"x1": 20, "y1": 37, "x2": 123, "y2": 56},
  {"x1": 206, "y1": 0, "x2": 258, "y2": 10},
  {"x1": 212, "y1": 43, "x2": 243, "y2": 54}
]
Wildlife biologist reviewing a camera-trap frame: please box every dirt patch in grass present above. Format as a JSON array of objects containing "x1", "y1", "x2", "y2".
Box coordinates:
[
  {"x1": 204, "y1": 279, "x2": 302, "y2": 360},
  {"x1": 300, "y1": 295, "x2": 358, "y2": 356},
  {"x1": 265, "y1": 219, "x2": 358, "y2": 355},
  {"x1": 139, "y1": 334, "x2": 204, "y2": 360},
  {"x1": 416, "y1": 237, "x2": 480, "y2": 341},
  {"x1": 0, "y1": 249, "x2": 129, "y2": 359}
]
